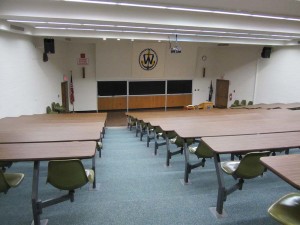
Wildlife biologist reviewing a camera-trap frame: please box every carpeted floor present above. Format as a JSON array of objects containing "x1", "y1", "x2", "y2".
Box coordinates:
[{"x1": 1, "y1": 127, "x2": 297, "y2": 225}]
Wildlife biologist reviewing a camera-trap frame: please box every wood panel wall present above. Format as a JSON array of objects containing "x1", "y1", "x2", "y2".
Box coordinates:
[
  {"x1": 98, "y1": 94, "x2": 192, "y2": 110},
  {"x1": 167, "y1": 94, "x2": 192, "y2": 107},
  {"x1": 98, "y1": 96, "x2": 127, "y2": 110},
  {"x1": 128, "y1": 95, "x2": 165, "y2": 109}
]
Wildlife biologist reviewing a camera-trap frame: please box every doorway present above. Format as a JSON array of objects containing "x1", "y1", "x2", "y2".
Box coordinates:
[
  {"x1": 61, "y1": 81, "x2": 69, "y2": 112},
  {"x1": 215, "y1": 79, "x2": 229, "y2": 108}
]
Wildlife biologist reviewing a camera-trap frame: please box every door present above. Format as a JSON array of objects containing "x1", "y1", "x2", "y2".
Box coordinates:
[
  {"x1": 61, "y1": 81, "x2": 69, "y2": 112},
  {"x1": 215, "y1": 79, "x2": 229, "y2": 108}
]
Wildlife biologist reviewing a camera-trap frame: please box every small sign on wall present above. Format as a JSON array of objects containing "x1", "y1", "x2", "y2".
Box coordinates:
[{"x1": 77, "y1": 53, "x2": 89, "y2": 65}]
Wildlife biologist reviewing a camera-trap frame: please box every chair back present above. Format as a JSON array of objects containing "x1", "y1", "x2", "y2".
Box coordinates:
[
  {"x1": 51, "y1": 102, "x2": 56, "y2": 111},
  {"x1": 47, "y1": 159, "x2": 89, "y2": 190},
  {"x1": 240, "y1": 100, "x2": 246, "y2": 106},
  {"x1": 233, "y1": 100, "x2": 239, "y2": 105},
  {"x1": 0, "y1": 171, "x2": 10, "y2": 193},
  {"x1": 234, "y1": 151, "x2": 270, "y2": 179},
  {"x1": 248, "y1": 101, "x2": 253, "y2": 105},
  {"x1": 46, "y1": 106, "x2": 52, "y2": 114},
  {"x1": 194, "y1": 142, "x2": 214, "y2": 158}
]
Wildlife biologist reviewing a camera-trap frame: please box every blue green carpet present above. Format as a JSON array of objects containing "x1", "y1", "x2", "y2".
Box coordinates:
[{"x1": 0, "y1": 127, "x2": 297, "y2": 225}]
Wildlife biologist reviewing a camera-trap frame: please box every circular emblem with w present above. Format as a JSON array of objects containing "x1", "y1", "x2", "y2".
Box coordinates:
[{"x1": 139, "y1": 48, "x2": 158, "y2": 71}]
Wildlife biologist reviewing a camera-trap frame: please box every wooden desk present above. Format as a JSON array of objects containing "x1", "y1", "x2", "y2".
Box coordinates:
[
  {"x1": 201, "y1": 132, "x2": 300, "y2": 216},
  {"x1": 0, "y1": 114, "x2": 106, "y2": 225},
  {"x1": 0, "y1": 141, "x2": 96, "y2": 225},
  {"x1": 260, "y1": 154, "x2": 300, "y2": 190}
]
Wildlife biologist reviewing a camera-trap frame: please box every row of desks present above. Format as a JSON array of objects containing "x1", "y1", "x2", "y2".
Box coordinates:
[
  {"x1": 127, "y1": 108, "x2": 300, "y2": 216},
  {"x1": 0, "y1": 113, "x2": 107, "y2": 225}
]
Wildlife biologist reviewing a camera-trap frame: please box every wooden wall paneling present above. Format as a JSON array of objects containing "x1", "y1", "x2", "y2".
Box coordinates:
[
  {"x1": 98, "y1": 96, "x2": 127, "y2": 110},
  {"x1": 167, "y1": 94, "x2": 192, "y2": 107},
  {"x1": 128, "y1": 95, "x2": 165, "y2": 109}
]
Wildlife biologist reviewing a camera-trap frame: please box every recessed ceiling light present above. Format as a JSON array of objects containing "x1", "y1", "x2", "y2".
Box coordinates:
[
  {"x1": 117, "y1": 38, "x2": 120, "y2": 41},
  {"x1": 103, "y1": 37, "x2": 106, "y2": 40}
]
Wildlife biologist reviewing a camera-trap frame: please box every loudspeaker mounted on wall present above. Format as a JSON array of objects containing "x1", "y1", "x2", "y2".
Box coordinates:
[
  {"x1": 261, "y1": 47, "x2": 272, "y2": 58},
  {"x1": 44, "y1": 38, "x2": 55, "y2": 54},
  {"x1": 43, "y1": 52, "x2": 48, "y2": 62}
]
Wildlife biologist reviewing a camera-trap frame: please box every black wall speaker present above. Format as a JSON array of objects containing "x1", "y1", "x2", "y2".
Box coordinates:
[
  {"x1": 43, "y1": 52, "x2": 48, "y2": 62},
  {"x1": 44, "y1": 38, "x2": 55, "y2": 54},
  {"x1": 261, "y1": 47, "x2": 272, "y2": 58}
]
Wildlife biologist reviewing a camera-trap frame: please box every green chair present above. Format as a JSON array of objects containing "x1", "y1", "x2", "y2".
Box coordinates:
[
  {"x1": 268, "y1": 192, "x2": 300, "y2": 225},
  {"x1": 248, "y1": 101, "x2": 253, "y2": 105},
  {"x1": 51, "y1": 102, "x2": 56, "y2": 112},
  {"x1": 230, "y1": 100, "x2": 240, "y2": 108},
  {"x1": 47, "y1": 159, "x2": 94, "y2": 191},
  {"x1": 189, "y1": 142, "x2": 214, "y2": 164},
  {"x1": 46, "y1": 106, "x2": 58, "y2": 114},
  {"x1": 0, "y1": 170, "x2": 24, "y2": 194},
  {"x1": 221, "y1": 151, "x2": 270, "y2": 189},
  {"x1": 32, "y1": 159, "x2": 94, "y2": 221},
  {"x1": 240, "y1": 100, "x2": 247, "y2": 106},
  {"x1": 188, "y1": 142, "x2": 214, "y2": 172},
  {"x1": 54, "y1": 103, "x2": 65, "y2": 113}
]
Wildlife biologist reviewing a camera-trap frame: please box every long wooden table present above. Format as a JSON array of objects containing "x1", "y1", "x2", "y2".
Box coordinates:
[
  {"x1": 127, "y1": 109, "x2": 300, "y2": 217},
  {"x1": 201, "y1": 132, "x2": 300, "y2": 216},
  {"x1": 0, "y1": 113, "x2": 106, "y2": 225},
  {"x1": 260, "y1": 154, "x2": 300, "y2": 190},
  {"x1": 0, "y1": 141, "x2": 96, "y2": 225}
]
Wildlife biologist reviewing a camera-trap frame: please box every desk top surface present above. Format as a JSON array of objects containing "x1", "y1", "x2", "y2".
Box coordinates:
[
  {"x1": 0, "y1": 114, "x2": 106, "y2": 143},
  {"x1": 260, "y1": 154, "x2": 300, "y2": 190},
  {"x1": 0, "y1": 141, "x2": 96, "y2": 161},
  {"x1": 201, "y1": 132, "x2": 300, "y2": 154}
]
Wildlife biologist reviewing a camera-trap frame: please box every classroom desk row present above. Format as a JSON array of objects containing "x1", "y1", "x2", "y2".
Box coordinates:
[
  {"x1": 126, "y1": 109, "x2": 300, "y2": 216},
  {"x1": 0, "y1": 113, "x2": 107, "y2": 225}
]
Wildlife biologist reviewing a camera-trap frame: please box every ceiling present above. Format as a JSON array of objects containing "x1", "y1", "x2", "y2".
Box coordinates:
[{"x1": 1, "y1": 0, "x2": 300, "y2": 45}]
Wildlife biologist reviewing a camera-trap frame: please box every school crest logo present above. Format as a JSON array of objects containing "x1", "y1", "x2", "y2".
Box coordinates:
[{"x1": 139, "y1": 48, "x2": 158, "y2": 71}]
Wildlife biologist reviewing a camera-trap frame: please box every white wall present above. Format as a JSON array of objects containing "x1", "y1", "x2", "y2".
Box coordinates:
[
  {"x1": 0, "y1": 31, "x2": 66, "y2": 118},
  {"x1": 255, "y1": 46, "x2": 300, "y2": 104},
  {"x1": 193, "y1": 45, "x2": 260, "y2": 106},
  {"x1": 66, "y1": 41, "x2": 97, "y2": 111}
]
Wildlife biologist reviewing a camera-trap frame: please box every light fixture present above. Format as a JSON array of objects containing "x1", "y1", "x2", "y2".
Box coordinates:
[
  {"x1": 103, "y1": 37, "x2": 106, "y2": 40},
  {"x1": 63, "y1": 0, "x2": 300, "y2": 22}
]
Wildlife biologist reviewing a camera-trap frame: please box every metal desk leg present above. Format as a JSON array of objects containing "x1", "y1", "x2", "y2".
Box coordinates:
[
  {"x1": 183, "y1": 140, "x2": 190, "y2": 184},
  {"x1": 92, "y1": 156, "x2": 96, "y2": 189},
  {"x1": 146, "y1": 126, "x2": 150, "y2": 147},
  {"x1": 139, "y1": 123, "x2": 143, "y2": 141},
  {"x1": 32, "y1": 161, "x2": 41, "y2": 225},
  {"x1": 31, "y1": 161, "x2": 48, "y2": 225},
  {"x1": 166, "y1": 136, "x2": 170, "y2": 166},
  {"x1": 213, "y1": 153, "x2": 226, "y2": 215},
  {"x1": 154, "y1": 130, "x2": 158, "y2": 155}
]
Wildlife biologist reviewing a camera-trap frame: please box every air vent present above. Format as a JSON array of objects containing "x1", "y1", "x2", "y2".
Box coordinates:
[{"x1": 10, "y1": 24, "x2": 25, "y2": 32}]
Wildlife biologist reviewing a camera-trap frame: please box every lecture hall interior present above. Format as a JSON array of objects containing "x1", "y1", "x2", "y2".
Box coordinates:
[{"x1": 1, "y1": 1, "x2": 300, "y2": 225}]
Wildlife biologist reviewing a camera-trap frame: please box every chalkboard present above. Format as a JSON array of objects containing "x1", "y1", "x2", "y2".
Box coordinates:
[
  {"x1": 167, "y1": 80, "x2": 192, "y2": 94},
  {"x1": 97, "y1": 81, "x2": 127, "y2": 96},
  {"x1": 129, "y1": 81, "x2": 165, "y2": 95}
]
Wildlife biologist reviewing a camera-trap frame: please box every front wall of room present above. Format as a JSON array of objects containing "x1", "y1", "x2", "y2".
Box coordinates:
[
  {"x1": 95, "y1": 40, "x2": 198, "y2": 80},
  {"x1": 2, "y1": 29, "x2": 300, "y2": 117}
]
